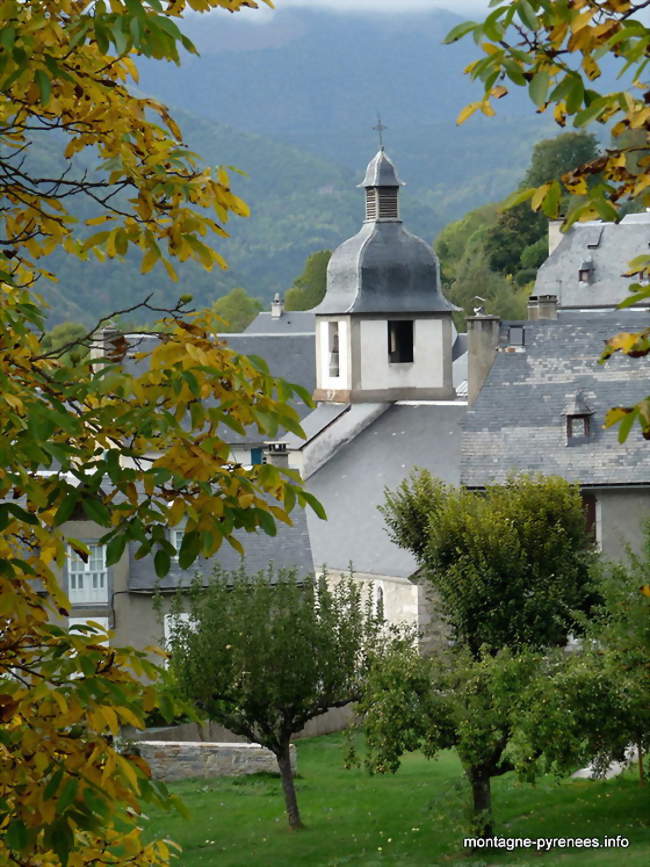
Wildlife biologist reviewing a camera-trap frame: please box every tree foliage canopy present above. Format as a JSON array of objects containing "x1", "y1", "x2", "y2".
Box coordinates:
[
  {"x1": 364, "y1": 473, "x2": 597, "y2": 836},
  {"x1": 0, "y1": 1, "x2": 322, "y2": 864},
  {"x1": 435, "y1": 131, "x2": 598, "y2": 319},
  {"x1": 284, "y1": 249, "x2": 331, "y2": 311},
  {"x1": 0, "y1": 0, "x2": 272, "y2": 292},
  {"x1": 381, "y1": 472, "x2": 595, "y2": 656},
  {"x1": 211, "y1": 286, "x2": 262, "y2": 332},
  {"x1": 166, "y1": 567, "x2": 384, "y2": 830}
]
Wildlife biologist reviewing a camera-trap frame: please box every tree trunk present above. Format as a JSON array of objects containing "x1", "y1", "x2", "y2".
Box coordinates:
[
  {"x1": 638, "y1": 743, "x2": 645, "y2": 785},
  {"x1": 467, "y1": 767, "x2": 493, "y2": 839},
  {"x1": 277, "y1": 742, "x2": 303, "y2": 830}
]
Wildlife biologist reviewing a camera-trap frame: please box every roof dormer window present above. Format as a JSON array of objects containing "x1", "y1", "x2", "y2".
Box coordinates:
[
  {"x1": 578, "y1": 259, "x2": 594, "y2": 284},
  {"x1": 564, "y1": 392, "x2": 594, "y2": 445}
]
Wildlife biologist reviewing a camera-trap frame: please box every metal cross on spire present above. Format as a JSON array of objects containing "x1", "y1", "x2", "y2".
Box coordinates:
[{"x1": 372, "y1": 113, "x2": 387, "y2": 151}]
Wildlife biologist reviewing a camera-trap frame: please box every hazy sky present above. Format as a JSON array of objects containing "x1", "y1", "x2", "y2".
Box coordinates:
[{"x1": 259, "y1": 1, "x2": 490, "y2": 15}]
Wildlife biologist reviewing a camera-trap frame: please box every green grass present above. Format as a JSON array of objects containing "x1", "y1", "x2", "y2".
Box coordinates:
[{"x1": 143, "y1": 733, "x2": 650, "y2": 866}]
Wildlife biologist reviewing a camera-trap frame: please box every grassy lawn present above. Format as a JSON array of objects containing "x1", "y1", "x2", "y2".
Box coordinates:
[{"x1": 144, "y1": 733, "x2": 650, "y2": 866}]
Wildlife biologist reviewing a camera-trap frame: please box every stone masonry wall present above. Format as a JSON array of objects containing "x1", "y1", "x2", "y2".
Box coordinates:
[{"x1": 136, "y1": 741, "x2": 296, "y2": 782}]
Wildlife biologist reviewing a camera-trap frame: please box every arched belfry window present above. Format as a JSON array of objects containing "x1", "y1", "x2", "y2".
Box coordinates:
[
  {"x1": 328, "y1": 321, "x2": 340, "y2": 377},
  {"x1": 388, "y1": 320, "x2": 413, "y2": 363}
]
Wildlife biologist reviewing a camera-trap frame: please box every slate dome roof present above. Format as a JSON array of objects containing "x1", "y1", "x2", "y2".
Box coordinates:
[{"x1": 315, "y1": 150, "x2": 457, "y2": 316}]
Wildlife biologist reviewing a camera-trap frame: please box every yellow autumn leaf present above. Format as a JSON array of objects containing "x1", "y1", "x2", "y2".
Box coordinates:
[
  {"x1": 457, "y1": 102, "x2": 482, "y2": 125},
  {"x1": 531, "y1": 183, "x2": 552, "y2": 211}
]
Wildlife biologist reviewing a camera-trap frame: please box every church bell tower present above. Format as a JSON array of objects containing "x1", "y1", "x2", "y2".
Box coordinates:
[{"x1": 313, "y1": 148, "x2": 458, "y2": 403}]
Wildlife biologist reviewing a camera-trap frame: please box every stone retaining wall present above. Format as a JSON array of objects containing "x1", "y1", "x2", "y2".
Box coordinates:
[
  {"x1": 136, "y1": 741, "x2": 296, "y2": 782},
  {"x1": 126, "y1": 704, "x2": 355, "y2": 745}
]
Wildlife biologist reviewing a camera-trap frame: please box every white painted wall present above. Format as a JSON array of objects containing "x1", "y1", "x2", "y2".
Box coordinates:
[
  {"x1": 318, "y1": 318, "x2": 350, "y2": 391},
  {"x1": 595, "y1": 489, "x2": 650, "y2": 560},
  {"x1": 359, "y1": 318, "x2": 443, "y2": 391},
  {"x1": 322, "y1": 568, "x2": 419, "y2": 632}
]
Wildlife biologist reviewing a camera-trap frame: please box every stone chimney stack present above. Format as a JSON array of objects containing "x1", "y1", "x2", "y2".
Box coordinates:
[
  {"x1": 271, "y1": 292, "x2": 284, "y2": 319},
  {"x1": 466, "y1": 315, "x2": 500, "y2": 405},
  {"x1": 90, "y1": 325, "x2": 122, "y2": 363},
  {"x1": 264, "y1": 441, "x2": 289, "y2": 467},
  {"x1": 528, "y1": 294, "x2": 558, "y2": 321},
  {"x1": 536, "y1": 293, "x2": 558, "y2": 320},
  {"x1": 548, "y1": 220, "x2": 563, "y2": 256}
]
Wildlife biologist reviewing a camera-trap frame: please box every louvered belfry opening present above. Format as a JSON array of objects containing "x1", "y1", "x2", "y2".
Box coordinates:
[
  {"x1": 366, "y1": 187, "x2": 399, "y2": 221},
  {"x1": 365, "y1": 189, "x2": 378, "y2": 221},
  {"x1": 378, "y1": 187, "x2": 398, "y2": 219}
]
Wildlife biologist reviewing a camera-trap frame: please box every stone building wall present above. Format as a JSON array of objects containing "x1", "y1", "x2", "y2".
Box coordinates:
[{"x1": 135, "y1": 741, "x2": 296, "y2": 782}]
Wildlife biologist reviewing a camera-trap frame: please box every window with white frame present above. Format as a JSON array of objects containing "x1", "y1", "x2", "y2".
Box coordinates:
[
  {"x1": 170, "y1": 527, "x2": 184, "y2": 561},
  {"x1": 66, "y1": 543, "x2": 108, "y2": 605}
]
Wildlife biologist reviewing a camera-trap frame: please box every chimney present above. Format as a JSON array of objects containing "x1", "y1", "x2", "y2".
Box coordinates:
[
  {"x1": 548, "y1": 220, "x2": 563, "y2": 256},
  {"x1": 271, "y1": 292, "x2": 284, "y2": 319},
  {"x1": 536, "y1": 294, "x2": 558, "y2": 320},
  {"x1": 466, "y1": 315, "x2": 500, "y2": 405},
  {"x1": 527, "y1": 295, "x2": 539, "y2": 321},
  {"x1": 90, "y1": 325, "x2": 122, "y2": 364},
  {"x1": 264, "y1": 441, "x2": 289, "y2": 468}
]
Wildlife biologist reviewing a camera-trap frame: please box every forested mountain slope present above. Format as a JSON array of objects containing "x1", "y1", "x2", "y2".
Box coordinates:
[{"x1": 36, "y1": 6, "x2": 558, "y2": 326}]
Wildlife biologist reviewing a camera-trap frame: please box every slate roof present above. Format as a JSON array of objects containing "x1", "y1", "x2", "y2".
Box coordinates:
[
  {"x1": 315, "y1": 221, "x2": 458, "y2": 316},
  {"x1": 244, "y1": 310, "x2": 315, "y2": 334},
  {"x1": 315, "y1": 150, "x2": 458, "y2": 317},
  {"x1": 358, "y1": 149, "x2": 404, "y2": 188},
  {"x1": 461, "y1": 312, "x2": 650, "y2": 488},
  {"x1": 121, "y1": 331, "x2": 315, "y2": 446},
  {"x1": 306, "y1": 402, "x2": 466, "y2": 578},
  {"x1": 128, "y1": 506, "x2": 314, "y2": 592},
  {"x1": 536, "y1": 212, "x2": 650, "y2": 308}
]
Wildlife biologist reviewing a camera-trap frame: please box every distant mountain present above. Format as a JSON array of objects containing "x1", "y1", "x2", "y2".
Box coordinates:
[
  {"x1": 37, "y1": 6, "x2": 560, "y2": 326},
  {"x1": 138, "y1": 7, "x2": 555, "y2": 199},
  {"x1": 39, "y1": 111, "x2": 448, "y2": 326}
]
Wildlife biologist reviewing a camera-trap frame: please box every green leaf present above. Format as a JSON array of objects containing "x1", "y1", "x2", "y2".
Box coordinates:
[
  {"x1": 574, "y1": 96, "x2": 608, "y2": 127},
  {"x1": 541, "y1": 180, "x2": 562, "y2": 218},
  {"x1": 256, "y1": 509, "x2": 277, "y2": 537},
  {"x1": 82, "y1": 497, "x2": 110, "y2": 526},
  {"x1": 592, "y1": 195, "x2": 619, "y2": 223},
  {"x1": 178, "y1": 530, "x2": 201, "y2": 570},
  {"x1": 50, "y1": 817, "x2": 74, "y2": 866},
  {"x1": 443, "y1": 21, "x2": 477, "y2": 44},
  {"x1": 43, "y1": 767, "x2": 64, "y2": 802},
  {"x1": 35, "y1": 69, "x2": 51, "y2": 105},
  {"x1": 3, "y1": 502, "x2": 38, "y2": 525},
  {"x1": 56, "y1": 778, "x2": 78, "y2": 815},
  {"x1": 6, "y1": 819, "x2": 29, "y2": 851},
  {"x1": 618, "y1": 408, "x2": 638, "y2": 443},
  {"x1": 299, "y1": 490, "x2": 327, "y2": 521},
  {"x1": 53, "y1": 491, "x2": 78, "y2": 526},
  {"x1": 246, "y1": 354, "x2": 270, "y2": 374},
  {"x1": 517, "y1": 0, "x2": 538, "y2": 30},
  {"x1": 500, "y1": 186, "x2": 536, "y2": 211},
  {"x1": 154, "y1": 548, "x2": 171, "y2": 578},
  {"x1": 105, "y1": 533, "x2": 126, "y2": 567},
  {"x1": 529, "y1": 69, "x2": 550, "y2": 107}
]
